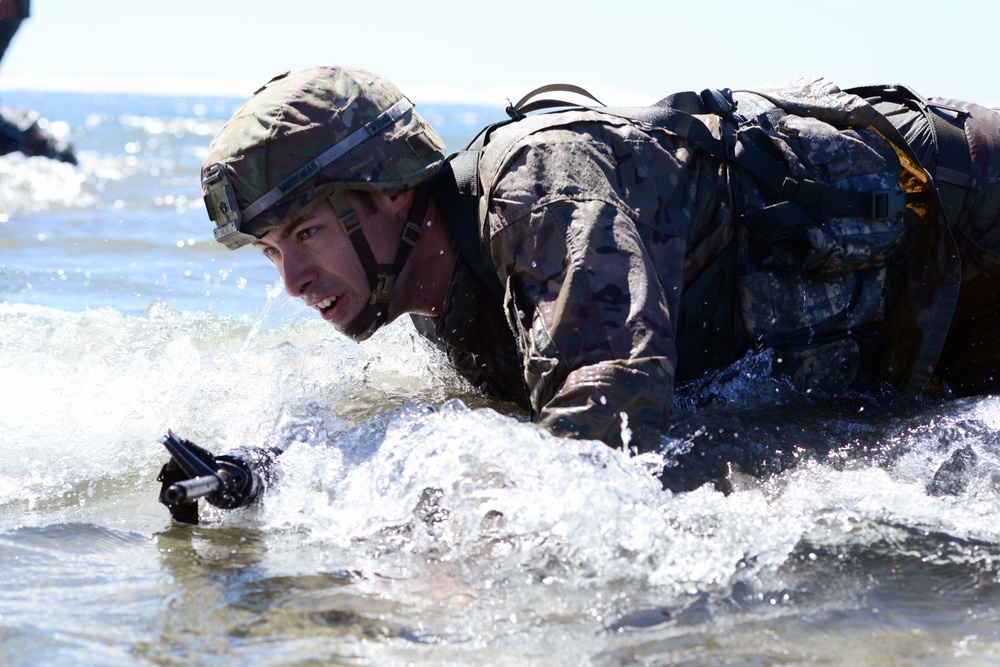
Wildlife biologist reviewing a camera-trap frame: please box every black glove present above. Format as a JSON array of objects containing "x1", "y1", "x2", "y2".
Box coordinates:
[{"x1": 156, "y1": 430, "x2": 265, "y2": 524}]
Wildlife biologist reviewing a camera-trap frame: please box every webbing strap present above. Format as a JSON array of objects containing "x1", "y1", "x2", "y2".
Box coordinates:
[
  {"x1": 429, "y1": 152, "x2": 506, "y2": 304},
  {"x1": 847, "y1": 84, "x2": 978, "y2": 227},
  {"x1": 504, "y1": 83, "x2": 729, "y2": 158},
  {"x1": 509, "y1": 84, "x2": 910, "y2": 225},
  {"x1": 674, "y1": 242, "x2": 740, "y2": 382},
  {"x1": 926, "y1": 105, "x2": 975, "y2": 225},
  {"x1": 337, "y1": 210, "x2": 383, "y2": 338},
  {"x1": 336, "y1": 186, "x2": 430, "y2": 338}
]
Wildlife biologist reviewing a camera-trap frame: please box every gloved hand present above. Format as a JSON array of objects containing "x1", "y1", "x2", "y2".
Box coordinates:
[{"x1": 156, "y1": 430, "x2": 264, "y2": 524}]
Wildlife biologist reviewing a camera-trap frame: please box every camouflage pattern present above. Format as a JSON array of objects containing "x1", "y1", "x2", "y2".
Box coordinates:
[
  {"x1": 730, "y1": 79, "x2": 936, "y2": 393},
  {"x1": 475, "y1": 107, "x2": 733, "y2": 448},
  {"x1": 425, "y1": 76, "x2": 999, "y2": 450},
  {"x1": 201, "y1": 66, "x2": 446, "y2": 242},
  {"x1": 198, "y1": 67, "x2": 999, "y2": 451}
]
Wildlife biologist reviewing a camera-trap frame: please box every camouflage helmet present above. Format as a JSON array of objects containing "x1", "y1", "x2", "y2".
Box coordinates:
[{"x1": 201, "y1": 66, "x2": 446, "y2": 249}]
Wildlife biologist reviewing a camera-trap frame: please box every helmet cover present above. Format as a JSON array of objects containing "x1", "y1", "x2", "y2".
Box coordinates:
[{"x1": 202, "y1": 65, "x2": 446, "y2": 246}]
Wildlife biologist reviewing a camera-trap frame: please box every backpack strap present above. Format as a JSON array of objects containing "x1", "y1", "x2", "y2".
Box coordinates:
[
  {"x1": 847, "y1": 83, "x2": 977, "y2": 227},
  {"x1": 506, "y1": 83, "x2": 606, "y2": 118},
  {"x1": 689, "y1": 94, "x2": 913, "y2": 229},
  {"x1": 428, "y1": 148, "x2": 506, "y2": 305},
  {"x1": 927, "y1": 104, "x2": 975, "y2": 225},
  {"x1": 674, "y1": 241, "x2": 742, "y2": 382},
  {"x1": 511, "y1": 83, "x2": 914, "y2": 232}
]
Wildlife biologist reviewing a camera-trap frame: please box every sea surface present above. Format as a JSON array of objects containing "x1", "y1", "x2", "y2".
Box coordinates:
[{"x1": 2, "y1": 89, "x2": 1000, "y2": 666}]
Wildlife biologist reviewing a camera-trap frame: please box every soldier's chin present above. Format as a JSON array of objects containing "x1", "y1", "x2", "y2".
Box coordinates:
[
  {"x1": 350, "y1": 321, "x2": 380, "y2": 342},
  {"x1": 337, "y1": 309, "x2": 388, "y2": 342}
]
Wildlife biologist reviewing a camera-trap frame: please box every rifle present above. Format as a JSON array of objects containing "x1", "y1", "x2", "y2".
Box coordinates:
[{"x1": 156, "y1": 430, "x2": 269, "y2": 525}]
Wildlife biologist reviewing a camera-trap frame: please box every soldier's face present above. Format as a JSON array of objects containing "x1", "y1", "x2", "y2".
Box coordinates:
[{"x1": 254, "y1": 196, "x2": 393, "y2": 337}]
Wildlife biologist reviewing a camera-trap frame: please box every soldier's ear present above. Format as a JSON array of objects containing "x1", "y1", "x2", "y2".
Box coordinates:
[{"x1": 378, "y1": 189, "x2": 416, "y2": 218}]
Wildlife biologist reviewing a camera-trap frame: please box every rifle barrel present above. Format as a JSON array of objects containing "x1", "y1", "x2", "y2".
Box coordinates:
[{"x1": 165, "y1": 474, "x2": 221, "y2": 504}]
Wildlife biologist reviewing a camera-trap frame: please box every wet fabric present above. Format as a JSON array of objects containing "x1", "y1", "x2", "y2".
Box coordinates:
[
  {"x1": 455, "y1": 107, "x2": 733, "y2": 447},
  {"x1": 422, "y1": 78, "x2": 1000, "y2": 449},
  {"x1": 725, "y1": 80, "x2": 935, "y2": 394},
  {"x1": 929, "y1": 101, "x2": 1000, "y2": 395}
]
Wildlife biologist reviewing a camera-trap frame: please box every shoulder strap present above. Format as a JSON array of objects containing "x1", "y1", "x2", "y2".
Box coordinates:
[
  {"x1": 441, "y1": 86, "x2": 733, "y2": 307},
  {"x1": 506, "y1": 83, "x2": 605, "y2": 118},
  {"x1": 506, "y1": 83, "x2": 729, "y2": 159},
  {"x1": 848, "y1": 83, "x2": 976, "y2": 226},
  {"x1": 428, "y1": 150, "x2": 506, "y2": 304},
  {"x1": 507, "y1": 83, "x2": 914, "y2": 227},
  {"x1": 431, "y1": 80, "x2": 929, "y2": 321}
]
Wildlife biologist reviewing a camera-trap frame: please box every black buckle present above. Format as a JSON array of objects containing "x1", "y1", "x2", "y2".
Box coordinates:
[
  {"x1": 700, "y1": 88, "x2": 735, "y2": 117},
  {"x1": 871, "y1": 189, "x2": 907, "y2": 219}
]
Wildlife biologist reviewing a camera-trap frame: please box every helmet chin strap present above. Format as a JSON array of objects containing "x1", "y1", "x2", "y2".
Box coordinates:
[{"x1": 337, "y1": 187, "x2": 431, "y2": 338}]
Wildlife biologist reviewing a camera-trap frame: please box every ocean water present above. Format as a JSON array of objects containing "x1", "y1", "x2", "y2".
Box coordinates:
[{"x1": 2, "y1": 90, "x2": 1000, "y2": 666}]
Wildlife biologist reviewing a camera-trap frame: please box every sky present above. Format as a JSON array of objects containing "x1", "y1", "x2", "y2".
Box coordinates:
[{"x1": 1, "y1": 0, "x2": 997, "y2": 108}]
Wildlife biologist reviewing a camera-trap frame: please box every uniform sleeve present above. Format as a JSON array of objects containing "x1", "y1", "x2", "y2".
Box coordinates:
[{"x1": 484, "y1": 128, "x2": 692, "y2": 450}]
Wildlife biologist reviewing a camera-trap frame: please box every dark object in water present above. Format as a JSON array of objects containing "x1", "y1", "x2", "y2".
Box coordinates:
[
  {"x1": 927, "y1": 444, "x2": 978, "y2": 496},
  {"x1": 157, "y1": 430, "x2": 266, "y2": 525},
  {"x1": 0, "y1": 107, "x2": 76, "y2": 164}
]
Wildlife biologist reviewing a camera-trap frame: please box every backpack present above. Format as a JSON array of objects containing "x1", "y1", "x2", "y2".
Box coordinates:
[
  {"x1": 431, "y1": 76, "x2": 937, "y2": 391},
  {"x1": 706, "y1": 78, "x2": 934, "y2": 390}
]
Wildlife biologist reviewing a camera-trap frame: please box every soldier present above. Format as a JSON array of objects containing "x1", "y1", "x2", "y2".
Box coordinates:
[
  {"x1": 159, "y1": 66, "x2": 1000, "y2": 519},
  {"x1": 0, "y1": 0, "x2": 27, "y2": 73}
]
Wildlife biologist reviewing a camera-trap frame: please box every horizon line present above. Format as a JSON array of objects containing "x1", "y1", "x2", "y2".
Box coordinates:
[{"x1": 0, "y1": 73, "x2": 661, "y2": 108}]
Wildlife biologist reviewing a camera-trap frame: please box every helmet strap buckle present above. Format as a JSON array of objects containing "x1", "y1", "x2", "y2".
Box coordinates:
[
  {"x1": 401, "y1": 221, "x2": 422, "y2": 248},
  {"x1": 371, "y1": 271, "x2": 396, "y2": 305},
  {"x1": 338, "y1": 185, "x2": 431, "y2": 337}
]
